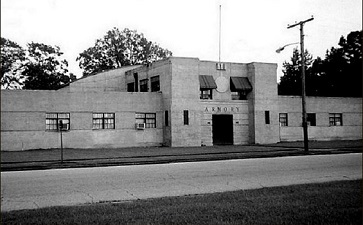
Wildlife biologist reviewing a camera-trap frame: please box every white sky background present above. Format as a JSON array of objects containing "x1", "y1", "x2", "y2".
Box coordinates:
[{"x1": 1, "y1": 0, "x2": 362, "y2": 80}]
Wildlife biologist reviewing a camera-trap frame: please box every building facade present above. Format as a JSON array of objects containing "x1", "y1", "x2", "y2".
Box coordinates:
[{"x1": 1, "y1": 57, "x2": 361, "y2": 151}]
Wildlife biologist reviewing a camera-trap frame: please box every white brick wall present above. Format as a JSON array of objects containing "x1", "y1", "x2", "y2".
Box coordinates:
[
  {"x1": 278, "y1": 96, "x2": 362, "y2": 141},
  {"x1": 1, "y1": 90, "x2": 163, "y2": 151}
]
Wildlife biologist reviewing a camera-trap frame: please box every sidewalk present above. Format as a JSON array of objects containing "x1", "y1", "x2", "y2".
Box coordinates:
[{"x1": 1, "y1": 140, "x2": 361, "y2": 171}]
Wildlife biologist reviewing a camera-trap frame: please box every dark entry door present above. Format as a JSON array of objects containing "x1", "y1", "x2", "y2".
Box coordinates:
[{"x1": 212, "y1": 114, "x2": 233, "y2": 145}]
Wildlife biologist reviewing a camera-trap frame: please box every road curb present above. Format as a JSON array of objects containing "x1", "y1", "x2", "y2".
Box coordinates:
[{"x1": 1, "y1": 149, "x2": 361, "y2": 172}]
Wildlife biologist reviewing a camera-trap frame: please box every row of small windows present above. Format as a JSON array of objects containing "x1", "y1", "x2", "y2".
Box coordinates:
[
  {"x1": 278, "y1": 113, "x2": 342, "y2": 127},
  {"x1": 127, "y1": 75, "x2": 160, "y2": 92},
  {"x1": 45, "y1": 112, "x2": 344, "y2": 130},
  {"x1": 45, "y1": 113, "x2": 156, "y2": 131},
  {"x1": 129, "y1": 63, "x2": 227, "y2": 94},
  {"x1": 45, "y1": 111, "x2": 189, "y2": 131}
]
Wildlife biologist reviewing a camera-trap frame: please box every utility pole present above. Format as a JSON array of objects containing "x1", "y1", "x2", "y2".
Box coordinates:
[{"x1": 287, "y1": 16, "x2": 314, "y2": 153}]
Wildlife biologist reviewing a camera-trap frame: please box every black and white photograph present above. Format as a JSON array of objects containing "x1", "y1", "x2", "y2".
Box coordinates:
[{"x1": 1, "y1": 0, "x2": 362, "y2": 224}]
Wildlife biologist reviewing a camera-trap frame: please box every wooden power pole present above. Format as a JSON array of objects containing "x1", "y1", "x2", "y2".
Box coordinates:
[{"x1": 287, "y1": 16, "x2": 314, "y2": 153}]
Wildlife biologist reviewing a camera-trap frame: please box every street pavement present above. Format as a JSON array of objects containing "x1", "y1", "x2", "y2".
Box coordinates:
[{"x1": 1, "y1": 153, "x2": 361, "y2": 212}]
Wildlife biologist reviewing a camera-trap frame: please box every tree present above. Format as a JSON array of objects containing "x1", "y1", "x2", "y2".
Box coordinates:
[
  {"x1": 22, "y1": 42, "x2": 76, "y2": 90},
  {"x1": 321, "y1": 31, "x2": 362, "y2": 97},
  {"x1": 343, "y1": 31, "x2": 362, "y2": 97},
  {"x1": 278, "y1": 48, "x2": 313, "y2": 95},
  {"x1": 279, "y1": 30, "x2": 362, "y2": 97},
  {"x1": 77, "y1": 28, "x2": 172, "y2": 77},
  {"x1": 309, "y1": 56, "x2": 327, "y2": 96},
  {"x1": 1, "y1": 37, "x2": 26, "y2": 89}
]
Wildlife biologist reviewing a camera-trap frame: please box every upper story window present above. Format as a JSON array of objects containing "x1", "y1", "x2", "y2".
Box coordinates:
[
  {"x1": 93, "y1": 113, "x2": 115, "y2": 130},
  {"x1": 230, "y1": 77, "x2": 252, "y2": 100},
  {"x1": 200, "y1": 89, "x2": 213, "y2": 99},
  {"x1": 231, "y1": 92, "x2": 247, "y2": 100},
  {"x1": 279, "y1": 113, "x2": 288, "y2": 126},
  {"x1": 140, "y1": 79, "x2": 148, "y2": 92},
  {"x1": 151, "y1": 76, "x2": 160, "y2": 92},
  {"x1": 127, "y1": 82, "x2": 134, "y2": 92},
  {"x1": 199, "y1": 75, "x2": 217, "y2": 100},
  {"x1": 216, "y1": 62, "x2": 226, "y2": 70},
  {"x1": 329, "y1": 113, "x2": 342, "y2": 126},
  {"x1": 46, "y1": 113, "x2": 70, "y2": 131},
  {"x1": 134, "y1": 73, "x2": 138, "y2": 92}
]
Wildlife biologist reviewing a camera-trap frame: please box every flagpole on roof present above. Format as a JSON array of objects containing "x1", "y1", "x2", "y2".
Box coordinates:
[{"x1": 219, "y1": 4, "x2": 221, "y2": 63}]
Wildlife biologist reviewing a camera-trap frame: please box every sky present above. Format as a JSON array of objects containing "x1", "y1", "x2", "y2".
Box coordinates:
[{"x1": 1, "y1": 0, "x2": 362, "y2": 80}]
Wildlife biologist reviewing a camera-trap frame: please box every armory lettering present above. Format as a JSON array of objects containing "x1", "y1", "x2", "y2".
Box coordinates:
[{"x1": 204, "y1": 106, "x2": 240, "y2": 113}]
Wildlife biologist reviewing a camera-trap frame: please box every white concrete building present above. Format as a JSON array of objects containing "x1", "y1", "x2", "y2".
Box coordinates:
[{"x1": 1, "y1": 57, "x2": 361, "y2": 151}]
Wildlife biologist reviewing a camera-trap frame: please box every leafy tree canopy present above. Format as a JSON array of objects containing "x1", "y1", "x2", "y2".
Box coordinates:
[
  {"x1": 76, "y1": 28, "x2": 173, "y2": 77},
  {"x1": 1, "y1": 38, "x2": 76, "y2": 90},
  {"x1": 1, "y1": 37, "x2": 26, "y2": 89},
  {"x1": 22, "y1": 42, "x2": 76, "y2": 90},
  {"x1": 278, "y1": 48, "x2": 313, "y2": 96},
  {"x1": 278, "y1": 30, "x2": 362, "y2": 97}
]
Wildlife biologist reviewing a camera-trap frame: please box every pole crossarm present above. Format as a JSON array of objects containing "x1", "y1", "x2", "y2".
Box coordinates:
[{"x1": 287, "y1": 17, "x2": 314, "y2": 29}]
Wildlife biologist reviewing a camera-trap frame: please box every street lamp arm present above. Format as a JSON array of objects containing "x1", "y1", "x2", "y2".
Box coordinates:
[{"x1": 276, "y1": 42, "x2": 300, "y2": 53}]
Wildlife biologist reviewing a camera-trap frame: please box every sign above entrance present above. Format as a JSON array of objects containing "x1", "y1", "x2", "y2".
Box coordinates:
[
  {"x1": 215, "y1": 76, "x2": 229, "y2": 93},
  {"x1": 204, "y1": 106, "x2": 240, "y2": 113}
]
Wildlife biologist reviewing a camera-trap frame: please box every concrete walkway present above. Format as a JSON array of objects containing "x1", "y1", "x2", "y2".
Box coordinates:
[
  {"x1": 1, "y1": 153, "x2": 361, "y2": 212},
  {"x1": 2, "y1": 140, "x2": 361, "y2": 171}
]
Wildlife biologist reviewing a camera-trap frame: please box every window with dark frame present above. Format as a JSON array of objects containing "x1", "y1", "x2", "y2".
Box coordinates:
[
  {"x1": 151, "y1": 76, "x2": 160, "y2": 92},
  {"x1": 265, "y1": 111, "x2": 270, "y2": 124},
  {"x1": 46, "y1": 113, "x2": 70, "y2": 131},
  {"x1": 92, "y1": 113, "x2": 115, "y2": 129},
  {"x1": 183, "y1": 110, "x2": 189, "y2": 125},
  {"x1": 200, "y1": 89, "x2": 213, "y2": 99},
  {"x1": 199, "y1": 75, "x2": 217, "y2": 99},
  {"x1": 127, "y1": 82, "x2": 134, "y2": 92},
  {"x1": 216, "y1": 62, "x2": 226, "y2": 70},
  {"x1": 279, "y1": 113, "x2": 288, "y2": 126},
  {"x1": 135, "y1": 113, "x2": 156, "y2": 128},
  {"x1": 231, "y1": 91, "x2": 247, "y2": 100},
  {"x1": 307, "y1": 113, "x2": 316, "y2": 126},
  {"x1": 165, "y1": 110, "x2": 169, "y2": 126},
  {"x1": 329, "y1": 113, "x2": 342, "y2": 126},
  {"x1": 230, "y1": 77, "x2": 252, "y2": 100},
  {"x1": 134, "y1": 73, "x2": 138, "y2": 92},
  {"x1": 140, "y1": 79, "x2": 148, "y2": 92}
]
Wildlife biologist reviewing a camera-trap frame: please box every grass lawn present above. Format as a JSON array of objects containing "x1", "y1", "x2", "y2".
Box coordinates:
[{"x1": 2, "y1": 180, "x2": 361, "y2": 225}]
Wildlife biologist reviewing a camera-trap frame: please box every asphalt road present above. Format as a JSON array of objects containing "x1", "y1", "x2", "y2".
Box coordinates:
[{"x1": 1, "y1": 153, "x2": 361, "y2": 212}]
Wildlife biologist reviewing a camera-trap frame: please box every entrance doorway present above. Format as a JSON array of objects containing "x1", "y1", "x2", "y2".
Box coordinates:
[{"x1": 212, "y1": 114, "x2": 233, "y2": 145}]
